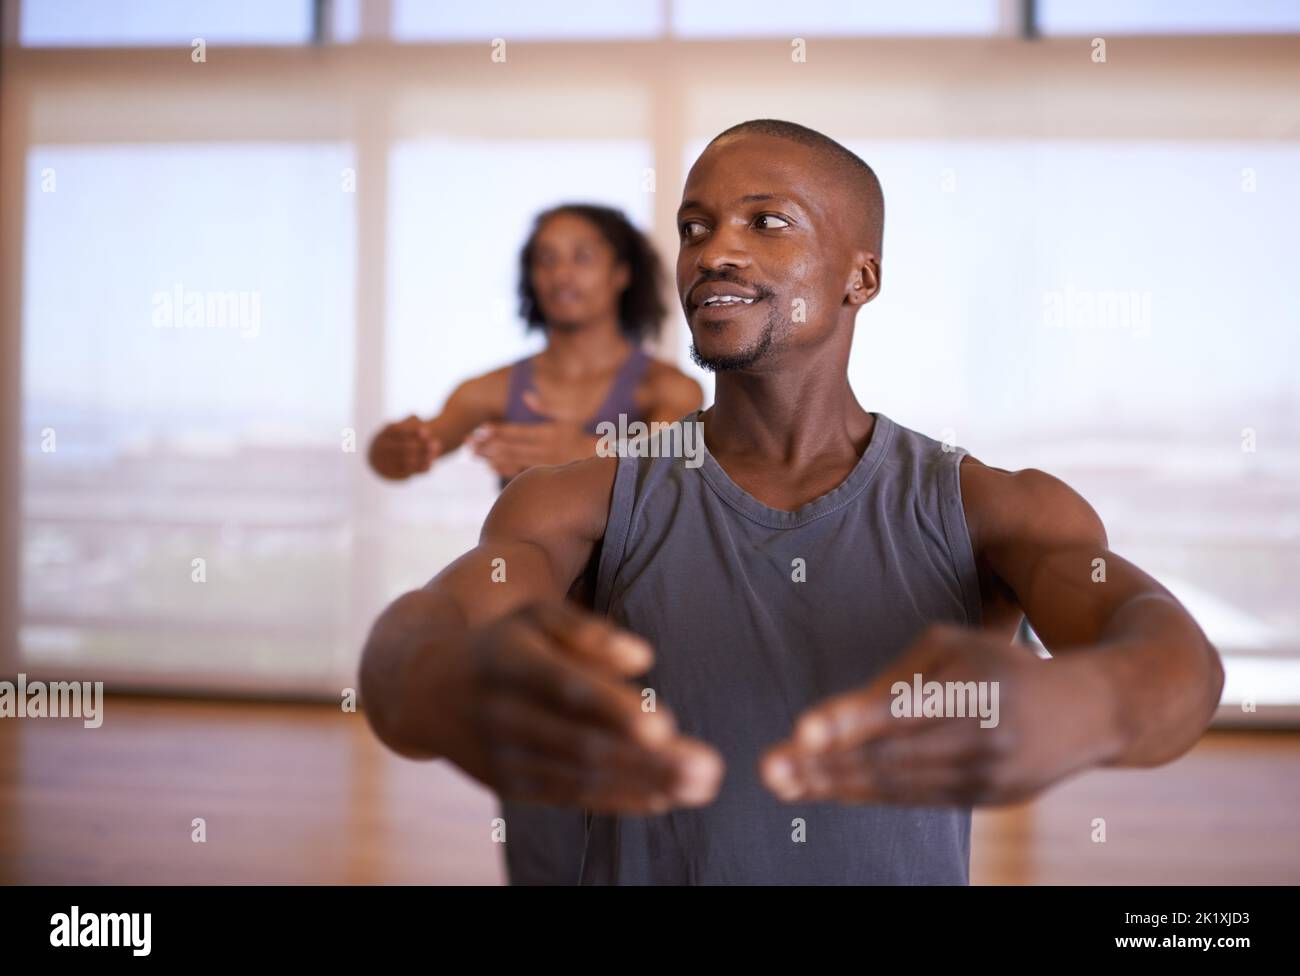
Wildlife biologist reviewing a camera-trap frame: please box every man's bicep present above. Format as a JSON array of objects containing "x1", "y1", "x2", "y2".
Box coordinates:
[
  {"x1": 427, "y1": 538, "x2": 566, "y2": 629},
  {"x1": 1012, "y1": 543, "x2": 1176, "y2": 651},
  {"x1": 426, "y1": 458, "x2": 615, "y2": 628},
  {"x1": 965, "y1": 462, "x2": 1171, "y2": 651}
]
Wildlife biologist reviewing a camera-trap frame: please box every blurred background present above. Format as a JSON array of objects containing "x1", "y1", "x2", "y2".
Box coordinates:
[{"x1": 1, "y1": 0, "x2": 1297, "y2": 884}]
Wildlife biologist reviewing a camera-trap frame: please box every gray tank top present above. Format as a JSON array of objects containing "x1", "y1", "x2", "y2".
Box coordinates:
[{"x1": 572, "y1": 410, "x2": 984, "y2": 884}]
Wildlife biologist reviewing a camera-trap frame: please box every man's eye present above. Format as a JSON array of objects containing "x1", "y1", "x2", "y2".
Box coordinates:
[
  {"x1": 680, "y1": 220, "x2": 706, "y2": 240},
  {"x1": 755, "y1": 214, "x2": 790, "y2": 230}
]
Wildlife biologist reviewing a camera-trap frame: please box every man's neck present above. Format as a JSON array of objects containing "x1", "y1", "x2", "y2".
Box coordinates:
[{"x1": 705, "y1": 360, "x2": 873, "y2": 468}]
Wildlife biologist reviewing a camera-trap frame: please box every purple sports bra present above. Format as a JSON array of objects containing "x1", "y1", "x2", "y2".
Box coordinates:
[
  {"x1": 503, "y1": 346, "x2": 651, "y2": 434},
  {"x1": 497, "y1": 346, "x2": 651, "y2": 488}
]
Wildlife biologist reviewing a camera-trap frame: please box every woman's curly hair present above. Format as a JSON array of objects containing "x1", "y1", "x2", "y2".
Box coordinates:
[{"x1": 518, "y1": 203, "x2": 667, "y2": 342}]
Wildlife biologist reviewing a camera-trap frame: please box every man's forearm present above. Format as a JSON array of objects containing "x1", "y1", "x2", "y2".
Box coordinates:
[
  {"x1": 1077, "y1": 592, "x2": 1224, "y2": 768},
  {"x1": 358, "y1": 587, "x2": 484, "y2": 771}
]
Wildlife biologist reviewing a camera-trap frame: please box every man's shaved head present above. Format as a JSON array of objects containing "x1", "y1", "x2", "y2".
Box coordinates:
[{"x1": 706, "y1": 119, "x2": 884, "y2": 257}]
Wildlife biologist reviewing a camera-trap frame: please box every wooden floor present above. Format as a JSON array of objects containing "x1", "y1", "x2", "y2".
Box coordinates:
[{"x1": 1, "y1": 696, "x2": 1297, "y2": 885}]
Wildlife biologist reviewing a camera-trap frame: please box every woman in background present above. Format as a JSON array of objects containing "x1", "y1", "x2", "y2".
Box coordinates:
[{"x1": 369, "y1": 203, "x2": 702, "y2": 488}]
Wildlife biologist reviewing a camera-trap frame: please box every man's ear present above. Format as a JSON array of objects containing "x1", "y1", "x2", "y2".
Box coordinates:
[{"x1": 845, "y1": 253, "x2": 881, "y2": 306}]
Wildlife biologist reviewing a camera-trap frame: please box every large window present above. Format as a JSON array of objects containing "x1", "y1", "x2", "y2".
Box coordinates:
[
  {"x1": 22, "y1": 143, "x2": 356, "y2": 690},
  {"x1": 672, "y1": 0, "x2": 1000, "y2": 37},
  {"x1": 20, "y1": 0, "x2": 315, "y2": 46},
  {"x1": 22, "y1": 0, "x2": 1300, "y2": 47},
  {"x1": 393, "y1": 1, "x2": 664, "y2": 41},
  {"x1": 6, "y1": 1, "x2": 1298, "y2": 720},
  {"x1": 1038, "y1": 1, "x2": 1300, "y2": 35}
]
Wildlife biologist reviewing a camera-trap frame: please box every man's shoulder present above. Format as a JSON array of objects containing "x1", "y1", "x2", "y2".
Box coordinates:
[
  {"x1": 487, "y1": 454, "x2": 621, "y2": 545},
  {"x1": 874, "y1": 413, "x2": 1107, "y2": 556},
  {"x1": 877, "y1": 415, "x2": 1087, "y2": 518},
  {"x1": 957, "y1": 454, "x2": 1107, "y2": 556}
]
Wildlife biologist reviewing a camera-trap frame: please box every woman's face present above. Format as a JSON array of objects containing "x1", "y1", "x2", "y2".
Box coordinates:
[{"x1": 529, "y1": 213, "x2": 630, "y2": 331}]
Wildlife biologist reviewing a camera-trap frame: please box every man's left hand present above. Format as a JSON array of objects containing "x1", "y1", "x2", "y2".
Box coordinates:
[{"x1": 759, "y1": 623, "x2": 1121, "y2": 807}]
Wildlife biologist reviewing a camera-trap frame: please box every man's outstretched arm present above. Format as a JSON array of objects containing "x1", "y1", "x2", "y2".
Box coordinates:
[
  {"x1": 359, "y1": 457, "x2": 723, "y2": 813},
  {"x1": 760, "y1": 457, "x2": 1224, "y2": 806},
  {"x1": 959, "y1": 459, "x2": 1224, "y2": 766}
]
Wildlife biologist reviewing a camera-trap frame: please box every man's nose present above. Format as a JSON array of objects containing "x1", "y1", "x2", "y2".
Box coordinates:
[{"x1": 696, "y1": 222, "x2": 751, "y2": 273}]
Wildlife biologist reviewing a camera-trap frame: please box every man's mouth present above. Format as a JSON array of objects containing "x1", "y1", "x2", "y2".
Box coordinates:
[
  {"x1": 690, "y1": 280, "x2": 764, "y2": 310},
  {"x1": 691, "y1": 293, "x2": 767, "y2": 322},
  {"x1": 700, "y1": 294, "x2": 759, "y2": 308}
]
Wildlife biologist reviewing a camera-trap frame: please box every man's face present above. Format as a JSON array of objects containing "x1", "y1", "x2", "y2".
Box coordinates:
[{"x1": 677, "y1": 134, "x2": 846, "y2": 372}]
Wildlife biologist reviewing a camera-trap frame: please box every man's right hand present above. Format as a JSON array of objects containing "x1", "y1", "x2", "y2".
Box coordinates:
[
  {"x1": 369, "y1": 415, "x2": 441, "y2": 480},
  {"x1": 457, "y1": 602, "x2": 724, "y2": 814}
]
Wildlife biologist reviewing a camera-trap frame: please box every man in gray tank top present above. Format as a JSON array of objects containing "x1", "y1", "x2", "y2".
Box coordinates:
[
  {"x1": 359, "y1": 120, "x2": 1224, "y2": 885},
  {"x1": 579, "y1": 410, "x2": 978, "y2": 882}
]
